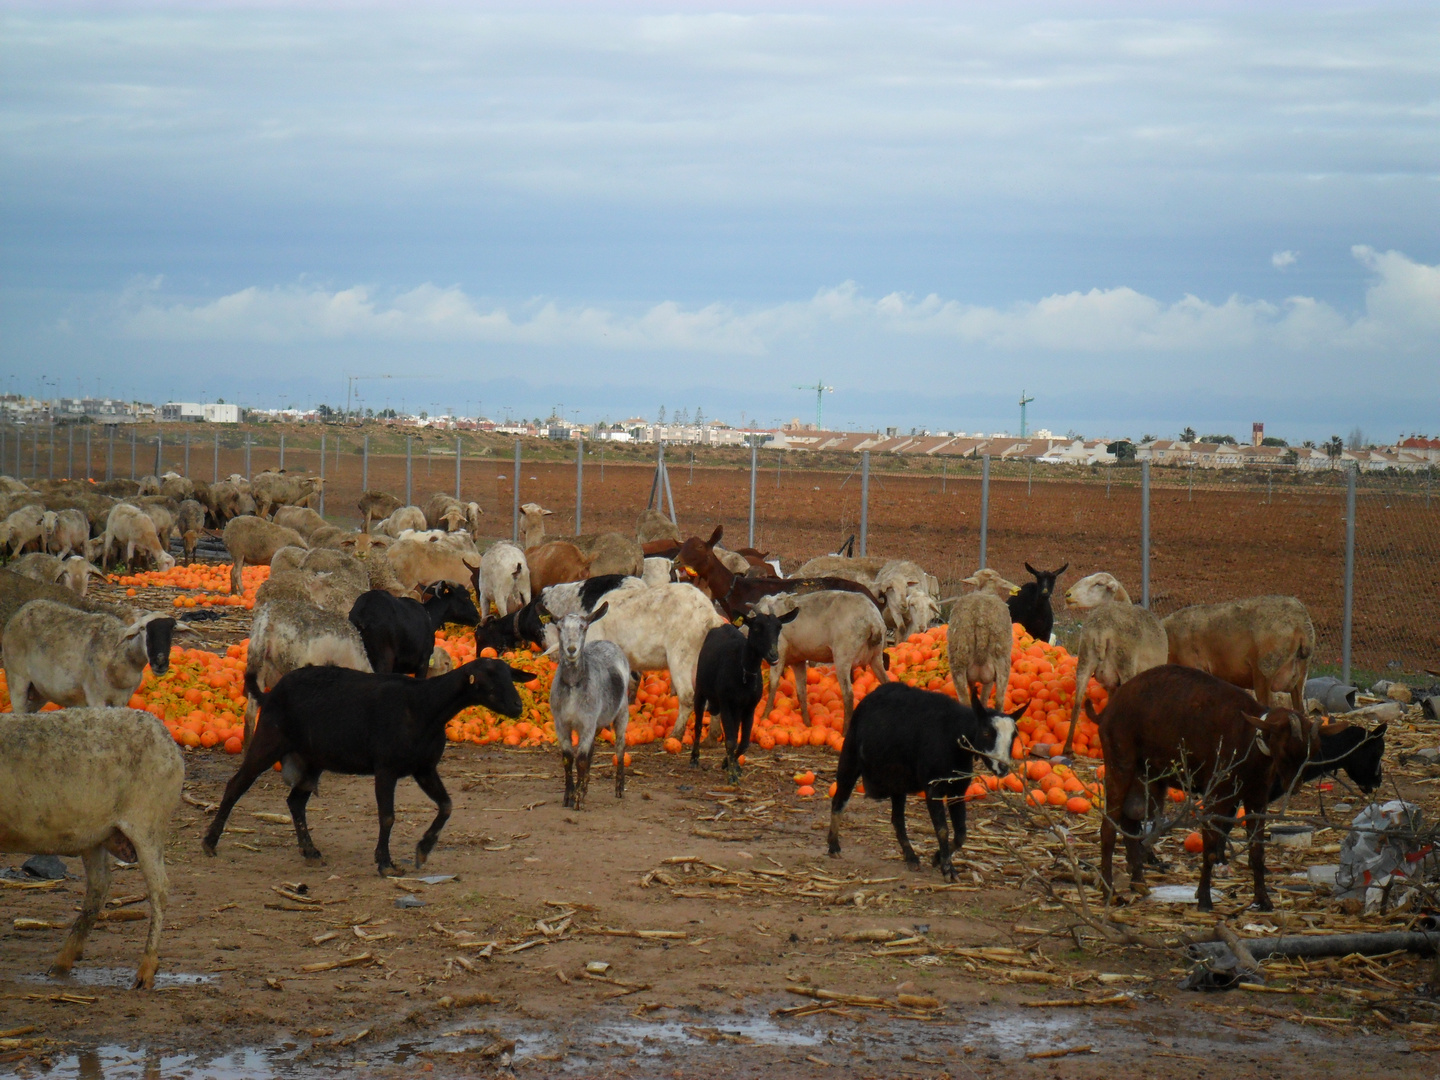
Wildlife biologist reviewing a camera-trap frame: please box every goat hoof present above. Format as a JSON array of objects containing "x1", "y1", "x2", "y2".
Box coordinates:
[
  {"x1": 303, "y1": 853, "x2": 324, "y2": 866},
  {"x1": 905, "y1": 859, "x2": 922, "y2": 872},
  {"x1": 201, "y1": 841, "x2": 216, "y2": 857},
  {"x1": 827, "y1": 844, "x2": 841, "y2": 857},
  {"x1": 378, "y1": 863, "x2": 403, "y2": 878}
]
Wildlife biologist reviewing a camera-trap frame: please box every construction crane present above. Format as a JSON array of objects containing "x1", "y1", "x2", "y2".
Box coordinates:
[
  {"x1": 345, "y1": 374, "x2": 393, "y2": 423},
  {"x1": 1018, "y1": 389, "x2": 1035, "y2": 438},
  {"x1": 795, "y1": 380, "x2": 834, "y2": 430}
]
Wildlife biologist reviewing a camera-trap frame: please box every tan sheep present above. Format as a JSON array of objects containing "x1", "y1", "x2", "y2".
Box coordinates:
[
  {"x1": 1060, "y1": 572, "x2": 1168, "y2": 755},
  {"x1": 222, "y1": 516, "x2": 306, "y2": 594},
  {"x1": 573, "y1": 532, "x2": 644, "y2": 577},
  {"x1": 374, "y1": 506, "x2": 428, "y2": 539},
  {"x1": 384, "y1": 532, "x2": 480, "y2": 594},
  {"x1": 519, "y1": 502, "x2": 553, "y2": 550},
  {"x1": 635, "y1": 507, "x2": 681, "y2": 545},
  {"x1": 0, "y1": 504, "x2": 47, "y2": 558},
  {"x1": 358, "y1": 489, "x2": 403, "y2": 533},
  {"x1": 251, "y1": 471, "x2": 324, "y2": 518},
  {"x1": 1162, "y1": 595, "x2": 1314, "y2": 711},
  {"x1": 101, "y1": 503, "x2": 175, "y2": 572},
  {"x1": 272, "y1": 504, "x2": 329, "y2": 541},
  {"x1": 242, "y1": 596, "x2": 372, "y2": 743},
  {"x1": 7, "y1": 553, "x2": 105, "y2": 597},
  {"x1": 946, "y1": 569, "x2": 1019, "y2": 710}
]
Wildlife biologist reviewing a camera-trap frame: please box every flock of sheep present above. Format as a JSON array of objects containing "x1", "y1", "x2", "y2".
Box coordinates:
[{"x1": 0, "y1": 465, "x2": 1387, "y2": 991}]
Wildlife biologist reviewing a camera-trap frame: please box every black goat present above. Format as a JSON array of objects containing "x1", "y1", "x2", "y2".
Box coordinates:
[
  {"x1": 1270, "y1": 720, "x2": 1386, "y2": 800},
  {"x1": 828, "y1": 682, "x2": 1020, "y2": 881},
  {"x1": 202, "y1": 659, "x2": 535, "y2": 875},
  {"x1": 475, "y1": 607, "x2": 527, "y2": 654},
  {"x1": 1007, "y1": 562, "x2": 1068, "y2": 642},
  {"x1": 348, "y1": 583, "x2": 481, "y2": 678},
  {"x1": 691, "y1": 609, "x2": 798, "y2": 779}
]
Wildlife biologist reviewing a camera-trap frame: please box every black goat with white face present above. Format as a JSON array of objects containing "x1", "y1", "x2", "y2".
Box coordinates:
[{"x1": 1008, "y1": 562, "x2": 1068, "y2": 642}]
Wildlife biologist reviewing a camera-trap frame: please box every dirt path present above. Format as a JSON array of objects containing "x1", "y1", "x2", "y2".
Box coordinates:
[{"x1": 5, "y1": 738, "x2": 1438, "y2": 1078}]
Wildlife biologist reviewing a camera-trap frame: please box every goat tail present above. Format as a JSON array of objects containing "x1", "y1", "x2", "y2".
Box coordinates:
[
  {"x1": 243, "y1": 669, "x2": 269, "y2": 708},
  {"x1": 1083, "y1": 697, "x2": 1101, "y2": 723}
]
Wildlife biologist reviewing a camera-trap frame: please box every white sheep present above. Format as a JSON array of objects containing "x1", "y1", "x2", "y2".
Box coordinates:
[
  {"x1": 479, "y1": 541, "x2": 531, "y2": 620},
  {"x1": 1060, "y1": 572, "x2": 1168, "y2": 755},
  {"x1": 548, "y1": 604, "x2": 631, "y2": 809},
  {"x1": 519, "y1": 502, "x2": 553, "y2": 550},
  {"x1": 7, "y1": 552, "x2": 105, "y2": 597},
  {"x1": 374, "y1": 505, "x2": 428, "y2": 538},
  {"x1": 946, "y1": 569, "x2": 1019, "y2": 711},
  {"x1": 44, "y1": 508, "x2": 91, "y2": 559},
  {"x1": 0, "y1": 504, "x2": 47, "y2": 558},
  {"x1": 0, "y1": 707, "x2": 182, "y2": 988},
  {"x1": 2, "y1": 600, "x2": 189, "y2": 711},
  {"x1": 580, "y1": 582, "x2": 727, "y2": 740}
]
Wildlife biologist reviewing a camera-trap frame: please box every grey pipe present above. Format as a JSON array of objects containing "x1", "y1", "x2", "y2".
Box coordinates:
[
  {"x1": 1191, "y1": 930, "x2": 1439, "y2": 964},
  {"x1": 512, "y1": 438, "x2": 521, "y2": 544},
  {"x1": 575, "y1": 436, "x2": 584, "y2": 535},
  {"x1": 748, "y1": 440, "x2": 757, "y2": 548},
  {"x1": 362, "y1": 435, "x2": 369, "y2": 491},
  {"x1": 405, "y1": 436, "x2": 412, "y2": 506},
  {"x1": 455, "y1": 435, "x2": 462, "y2": 499}
]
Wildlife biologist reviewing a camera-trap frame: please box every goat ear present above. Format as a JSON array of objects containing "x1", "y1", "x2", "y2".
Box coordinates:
[
  {"x1": 1371, "y1": 722, "x2": 1388, "y2": 737},
  {"x1": 1025, "y1": 562, "x2": 1039, "y2": 577},
  {"x1": 587, "y1": 601, "x2": 609, "y2": 624},
  {"x1": 1055, "y1": 563, "x2": 1069, "y2": 576},
  {"x1": 510, "y1": 666, "x2": 538, "y2": 682},
  {"x1": 707, "y1": 525, "x2": 723, "y2": 547},
  {"x1": 1008, "y1": 704, "x2": 1028, "y2": 722}
]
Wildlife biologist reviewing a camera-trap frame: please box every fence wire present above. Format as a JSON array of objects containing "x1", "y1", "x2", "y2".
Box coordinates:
[{"x1": 1, "y1": 423, "x2": 1436, "y2": 679}]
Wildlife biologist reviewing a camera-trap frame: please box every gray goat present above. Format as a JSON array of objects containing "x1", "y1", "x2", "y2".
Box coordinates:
[{"x1": 547, "y1": 602, "x2": 630, "y2": 810}]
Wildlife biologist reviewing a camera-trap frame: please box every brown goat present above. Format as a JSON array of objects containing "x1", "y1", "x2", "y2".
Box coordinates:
[
  {"x1": 1097, "y1": 664, "x2": 1318, "y2": 912},
  {"x1": 527, "y1": 541, "x2": 592, "y2": 594}
]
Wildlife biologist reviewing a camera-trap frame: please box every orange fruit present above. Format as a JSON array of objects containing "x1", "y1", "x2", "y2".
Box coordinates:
[
  {"x1": 794, "y1": 771, "x2": 815, "y2": 786},
  {"x1": 1183, "y1": 831, "x2": 1205, "y2": 854},
  {"x1": 1065, "y1": 797, "x2": 1091, "y2": 814},
  {"x1": 1046, "y1": 786, "x2": 1067, "y2": 806},
  {"x1": 797, "y1": 785, "x2": 815, "y2": 797}
]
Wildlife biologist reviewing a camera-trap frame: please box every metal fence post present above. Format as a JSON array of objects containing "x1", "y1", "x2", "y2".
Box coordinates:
[
  {"x1": 318, "y1": 433, "x2": 326, "y2": 516},
  {"x1": 184, "y1": 433, "x2": 190, "y2": 477},
  {"x1": 1, "y1": 426, "x2": 5, "y2": 476},
  {"x1": 154, "y1": 431, "x2": 163, "y2": 476},
  {"x1": 748, "y1": 440, "x2": 757, "y2": 548},
  {"x1": 32, "y1": 423, "x2": 39, "y2": 478},
  {"x1": 244, "y1": 433, "x2": 251, "y2": 480},
  {"x1": 575, "y1": 436, "x2": 584, "y2": 535},
  {"x1": 1141, "y1": 459, "x2": 1151, "y2": 609},
  {"x1": 279, "y1": 433, "x2": 285, "y2": 471},
  {"x1": 942, "y1": 459, "x2": 947, "y2": 494},
  {"x1": 362, "y1": 435, "x2": 369, "y2": 491},
  {"x1": 1342, "y1": 462, "x2": 1356, "y2": 685},
  {"x1": 1027, "y1": 461, "x2": 1033, "y2": 497},
  {"x1": 86, "y1": 427, "x2": 92, "y2": 480},
  {"x1": 512, "y1": 438, "x2": 521, "y2": 544},
  {"x1": 454, "y1": 435, "x2": 462, "y2": 499},
  {"x1": 405, "y1": 436, "x2": 412, "y2": 505},
  {"x1": 859, "y1": 450, "x2": 870, "y2": 557},
  {"x1": 106, "y1": 426, "x2": 114, "y2": 482},
  {"x1": 67, "y1": 425, "x2": 73, "y2": 480},
  {"x1": 48, "y1": 420, "x2": 54, "y2": 479},
  {"x1": 129, "y1": 427, "x2": 135, "y2": 478},
  {"x1": 213, "y1": 432, "x2": 219, "y2": 482},
  {"x1": 978, "y1": 454, "x2": 990, "y2": 569}
]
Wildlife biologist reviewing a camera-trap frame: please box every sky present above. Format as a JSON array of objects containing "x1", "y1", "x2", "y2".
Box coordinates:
[{"x1": 2, "y1": 2, "x2": 1437, "y2": 444}]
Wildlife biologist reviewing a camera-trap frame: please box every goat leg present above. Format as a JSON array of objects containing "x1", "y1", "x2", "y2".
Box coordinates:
[
  {"x1": 287, "y1": 784, "x2": 324, "y2": 865},
  {"x1": 562, "y1": 751, "x2": 576, "y2": 809},
  {"x1": 203, "y1": 727, "x2": 287, "y2": 855},
  {"x1": 412, "y1": 767, "x2": 453, "y2": 869},
  {"x1": 53, "y1": 845, "x2": 110, "y2": 977},
  {"x1": 613, "y1": 708, "x2": 627, "y2": 800},
  {"x1": 1244, "y1": 798, "x2": 1271, "y2": 911},
  {"x1": 890, "y1": 795, "x2": 920, "y2": 871},
  {"x1": 373, "y1": 773, "x2": 402, "y2": 876},
  {"x1": 574, "y1": 751, "x2": 592, "y2": 812},
  {"x1": 925, "y1": 795, "x2": 956, "y2": 881}
]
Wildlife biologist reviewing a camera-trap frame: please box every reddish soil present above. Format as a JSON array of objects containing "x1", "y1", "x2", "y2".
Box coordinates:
[{"x1": 5, "y1": 734, "x2": 1440, "y2": 1079}]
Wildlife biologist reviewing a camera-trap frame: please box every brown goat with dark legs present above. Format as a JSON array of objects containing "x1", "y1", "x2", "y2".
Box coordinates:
[{"x1": 1097, "y1": 665, "x2": 1319, "y2": 912}]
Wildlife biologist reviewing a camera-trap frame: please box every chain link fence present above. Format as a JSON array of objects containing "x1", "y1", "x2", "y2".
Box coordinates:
[{"x1": 2, "y1": 422, "x2": 1435, "y2": 682}]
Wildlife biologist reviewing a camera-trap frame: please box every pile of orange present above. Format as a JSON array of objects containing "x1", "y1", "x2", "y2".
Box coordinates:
[
  {"x1": 0, "y1": 642, "x2": 251, "y2": 754},
  {"x1": 113, "y1": 563, "x2": 268, "y2": 610},
  {"x1": 963, "y1": 757, "x2": 1100, "y2": 815}
]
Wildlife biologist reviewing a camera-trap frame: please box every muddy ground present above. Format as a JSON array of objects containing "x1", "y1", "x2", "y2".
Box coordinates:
[{"x1": 6, "y1": 723, "x2": 1440, "y2": 1079}]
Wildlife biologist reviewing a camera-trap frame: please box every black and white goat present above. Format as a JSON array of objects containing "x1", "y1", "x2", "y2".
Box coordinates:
[
  {"x1": 828, "y1": 682, "x2": 1019, "y2": 881},
  {"x1": 547, "y1": 603, "x2": 630, "y2": 810}
]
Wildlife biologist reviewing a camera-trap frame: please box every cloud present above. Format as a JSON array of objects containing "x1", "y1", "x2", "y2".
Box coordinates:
[
  {"x1": 1272, "y1": 250, "x2": 1297, "y2": 268},
  {"x1": 114, "y1": 247, "x2": 1440, "y2": 360}
]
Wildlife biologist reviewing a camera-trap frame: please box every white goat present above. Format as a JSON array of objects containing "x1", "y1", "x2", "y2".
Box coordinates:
[
  {"x1": 548, "y1": 604, "x2": 631, "y2": 810},
  {"x1": 0, "y1": 708, "x2": 182, "y2": 988}
]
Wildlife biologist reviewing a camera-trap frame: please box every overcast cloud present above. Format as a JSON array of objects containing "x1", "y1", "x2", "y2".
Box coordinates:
[{"x1": 2, "y1": 3, "x2": 1437, "y2": 441}]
